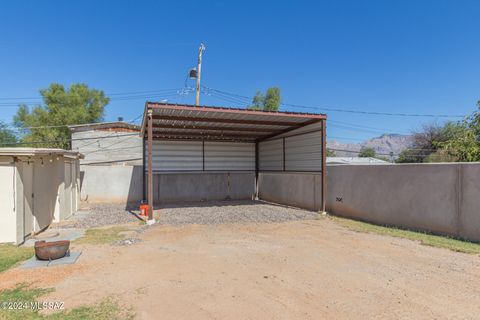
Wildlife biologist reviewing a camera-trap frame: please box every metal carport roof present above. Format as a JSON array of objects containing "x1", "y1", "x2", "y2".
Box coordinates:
[{"x1": 140, "y1": 102, "x2": 326, "y2": 142}]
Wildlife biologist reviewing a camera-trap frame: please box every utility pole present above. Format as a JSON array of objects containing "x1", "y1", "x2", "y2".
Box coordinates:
[{"x1": 195, "y1": 43, "x2": 206, "y2": 106}]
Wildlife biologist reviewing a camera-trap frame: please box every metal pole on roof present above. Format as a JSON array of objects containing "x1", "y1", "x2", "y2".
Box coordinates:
[{"x1": 195, "y1": 43, "x2": 206, "y2": 106}]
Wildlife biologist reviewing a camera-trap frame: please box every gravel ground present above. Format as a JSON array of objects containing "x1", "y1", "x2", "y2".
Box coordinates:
[
  {"x1": 56, "y1": 200, "x2": 319, "y2": 229},
  {"x1": 55, "y1": 203, "x2": 142, "y2": 229},
  {"x1": 157, "y1": 200, "x2": 320, "y2": 225}
]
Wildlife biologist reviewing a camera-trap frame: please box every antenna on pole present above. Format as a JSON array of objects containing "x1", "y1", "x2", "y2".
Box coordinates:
[{"x1": 195, "y1": 43, "x2": 206, "y2": 106}]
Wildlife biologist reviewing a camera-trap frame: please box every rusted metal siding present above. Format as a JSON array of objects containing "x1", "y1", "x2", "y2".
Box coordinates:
[
  {"x1": 258, "y1": 139, "x2": 283, "y2": 171},
  {"x1": 204, "y1": 142, "x2": 255, "y2": 171}
]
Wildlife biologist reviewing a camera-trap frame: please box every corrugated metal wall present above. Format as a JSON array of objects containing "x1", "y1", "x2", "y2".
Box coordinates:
[
  {"x1": 148, "y1": 141, "x2": 255, "y2": 171},
  {"x1": 204, "y1": 142, "x2": 255, "y2": 170},
  {"x1": 259, "y1": 139, "x2": 283, "y2": 170},
  {"x1": 151, "y1": 141, "x2": 203, "y2": 171},
  {"x1": 145, "y1": 121, "x2": 322, "y2": 172},
  {"x1": 259, "y1": 122, "x2": 323, "y2": 172},
  {"x1": 285, "y1": 131, "x2": 322, "y2": 171}
]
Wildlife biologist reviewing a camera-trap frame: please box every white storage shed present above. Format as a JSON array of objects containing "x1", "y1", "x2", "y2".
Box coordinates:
[{"x1": 0, "y1": 148, "x2": 83, "y2": 244}]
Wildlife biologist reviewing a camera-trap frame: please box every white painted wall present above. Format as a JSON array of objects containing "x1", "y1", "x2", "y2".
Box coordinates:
[
  {"x1": 0, "y1": 165, "x2": 16, "y2": 243},
  {"x1": 72, "y1": 130, "x2": 142, "y2": 165}
]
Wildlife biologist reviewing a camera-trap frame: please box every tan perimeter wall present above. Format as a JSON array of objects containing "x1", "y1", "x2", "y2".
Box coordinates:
[
  {"x1": 326, "y1": 163, "x2": 480, "y2": 242},
  {"x1": 80, "y1": 165, "x2": 255, "y2": 206},
  {"x1": 258, "y1": 172, "x2": 323, "y2": 211}
]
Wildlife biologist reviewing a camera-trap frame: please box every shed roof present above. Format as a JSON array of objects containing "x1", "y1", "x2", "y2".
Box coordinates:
[
  {"x1": 141, "y1": 102, "x2": 326, "y2": 142},
  {"x1": 0, "y1": 148, "x2": 84, "y2": 159}
]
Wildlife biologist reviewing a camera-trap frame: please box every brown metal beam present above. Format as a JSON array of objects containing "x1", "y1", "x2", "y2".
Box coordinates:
[
  {"x1": 151, "y1": 124, "x2": 276, "y2": 133},
  {"x1": 146, "y1": 131, "x2": 266, "y2": 139},
  {"x1": 147, "y1": 102, "x2": 327, "y2": 120},
  {"x1": 147, "y1": 110, "x2": 154, "y2": 220},
  {"x1": 152, "y1": 115, "x2": 303, "y2": 127},
  {"x1": 321, "y1": 119, "x2": 327, "y2": 212},
  {"x1": 147, "y1": 136, "x2": 255, "y2": 143}
]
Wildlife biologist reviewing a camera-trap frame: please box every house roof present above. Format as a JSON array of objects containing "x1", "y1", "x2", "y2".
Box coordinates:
[
  {"x1": 68, "y1": 122, "x2": 140, "y2": 133},
  {"x1": 327, "y1": 157, "x2": 389, "y2": 165},
  {"x1": 140, "y1": 102, "x2": 327, "y2": 142},
  {"x1": 0, "y1": 148, "x2": 84, "y2": 159}
]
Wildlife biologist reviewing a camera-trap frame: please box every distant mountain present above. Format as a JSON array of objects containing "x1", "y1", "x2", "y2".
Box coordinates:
[{"x1": 327, "y1": 134, "x2": 413, "y2": 157}]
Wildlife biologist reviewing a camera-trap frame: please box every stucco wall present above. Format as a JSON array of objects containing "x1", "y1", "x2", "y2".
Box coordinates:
[
  {"x1": 153, "y1": 172, "x2": 255, "y2": 204},
  {"x1": 326, "y1": 163, "x2": 480, "y2": 242},
  {"x1": 79, "y1": 165, "x2": 143, "y2": 204},
  {"x1": 258, "y1": 172, "x2": 323, "y2": 211},
  {"x1": 80, "y1": 165, "x2": 255, "y2": 205}
]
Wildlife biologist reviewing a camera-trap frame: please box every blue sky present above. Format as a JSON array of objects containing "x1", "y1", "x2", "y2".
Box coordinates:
[{"x1": 0, "y1": 0, "x2": 479, "y2": 142}]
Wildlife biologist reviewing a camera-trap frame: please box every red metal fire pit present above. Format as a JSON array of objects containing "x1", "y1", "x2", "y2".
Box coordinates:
[{"x1": 34, "y1": 240, "x2": 70, "y2": 261}]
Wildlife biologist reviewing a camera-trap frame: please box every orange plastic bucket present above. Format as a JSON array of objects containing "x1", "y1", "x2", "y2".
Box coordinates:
[{"x1": 140, "y1": 203, "x2": 149, "y2": 216}]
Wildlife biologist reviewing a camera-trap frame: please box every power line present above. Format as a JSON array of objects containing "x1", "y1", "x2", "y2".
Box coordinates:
[
  {"x1": 0, "y1": 89, "x2": 186, "y2": 107},
  {"x1": 82, "y1": 157, "x2": 143, "y2": 165},
  {"x1": 201, "y1": 85, "x2": 467, "y2": 118},
  {"x1": 0, "y1": 132, "x2": 139, "y2": 146}
]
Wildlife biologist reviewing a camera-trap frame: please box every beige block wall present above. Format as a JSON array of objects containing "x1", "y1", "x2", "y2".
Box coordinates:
[{"x1": 326, "y1": 163, "x2": 480, "y2": 242}]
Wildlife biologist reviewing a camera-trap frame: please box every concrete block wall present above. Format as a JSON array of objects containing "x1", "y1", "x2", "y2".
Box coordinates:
[
  {"x1": 152, "y1": 172, "x2": 255, "y2": 204},
  {"x1": 80, "y1": 165, "x2": 255, "y2": 205},
  {"x1": 258, "y1": 172, "x2": 323, "y2": 211},
  {"x1": 326, "y1": 163, "x2": 480, "y2": 242},
  {"x1": 79, "y1": 165, "x2": 143, "y2": 204}
]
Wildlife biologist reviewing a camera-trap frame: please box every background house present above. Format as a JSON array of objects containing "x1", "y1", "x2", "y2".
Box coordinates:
[
  {"x1": 69, "y1": 122, "x2": 141, "y2": 165},
  {"x1": 326, "y1": 157, "x2": 389, "y2": 165},
  {"x1": 69, "y1": 122, "x2": 143, "y2": 204}
]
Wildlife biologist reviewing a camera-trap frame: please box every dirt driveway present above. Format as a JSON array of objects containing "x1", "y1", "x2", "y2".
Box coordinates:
[{"x1": 3, "y1": 216, "x2": 480, "y2": 319}]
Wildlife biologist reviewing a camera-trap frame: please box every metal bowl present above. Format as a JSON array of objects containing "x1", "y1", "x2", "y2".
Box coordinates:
[{"x1": 34, "y1": 240, "x2": 70, "y2": 261}]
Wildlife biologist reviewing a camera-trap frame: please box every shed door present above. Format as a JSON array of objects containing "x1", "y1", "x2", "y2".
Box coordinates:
[
  {"x1": 64, "y1": 162, "x2": 72, "y2": 216},
  {"x1": 22, "y1": 162, "x2": 34, "y2": 237},
  {"x1": 0, "y1": 165, "x2": 15, "y2": 243}
]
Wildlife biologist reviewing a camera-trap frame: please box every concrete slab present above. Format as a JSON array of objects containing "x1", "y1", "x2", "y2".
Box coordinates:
[
  {"x1": 21, "y1": 257, "x2": 49, "y2": 268},
  {"x1": 48, "y1": 252, "x2": 82, "y2": 266},
  {"x1": 24, "y1": 229, "x2": 85, "y2": 247},
  {"x1": 20, "y1": 252, "x2": 82, "y2": 269}
]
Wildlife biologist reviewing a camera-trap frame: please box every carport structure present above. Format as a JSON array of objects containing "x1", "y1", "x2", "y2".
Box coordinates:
[{"x1": 140, "y1": 102, "x2": 327, "y2": 220}]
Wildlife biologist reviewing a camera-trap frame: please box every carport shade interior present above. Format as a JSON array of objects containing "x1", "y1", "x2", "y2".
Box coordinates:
[{"x1": 141, "y1": 102, "x2": 327, "y2": 220}]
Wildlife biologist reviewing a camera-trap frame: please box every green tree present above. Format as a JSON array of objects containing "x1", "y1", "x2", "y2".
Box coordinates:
[
  {"x1": 0, "y1": 121, "x2": 17, "y2": 147},
  {"x1": 396, "y1": 122, "x2": 462, "y2": 163},
  {"x1": 248, "y1": 91, "x2": 265, "y2": 110},
  {"x1": 326, "y1": 148, "x2": 336, "y2": 157},
  {"x1": 434, "y1": 123, "x2": 480, "y2": 162},
  {"x1": 358, "y1": 147, "x2": 376, "y2": 158},
  {"x1": 248, "y1": 87, "x2": 281, "y2": 111},
  {"x1": 14, "y1": 83, "x2": 109, "y2": 149},
  {"x1": 264, "y1": 87, "x2": 281, "y2": 111}
]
